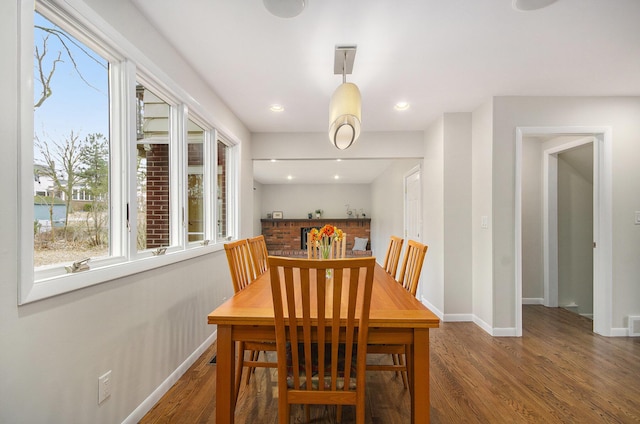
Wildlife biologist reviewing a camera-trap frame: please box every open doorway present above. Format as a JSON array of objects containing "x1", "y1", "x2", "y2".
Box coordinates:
[{"x1": 515, "y1": 126, "x2": 612, "y2": 337}]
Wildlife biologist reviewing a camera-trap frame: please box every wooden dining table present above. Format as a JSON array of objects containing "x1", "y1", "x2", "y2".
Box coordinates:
[{"x1": 208, "y1": 261, "x2": 440, "y2": 423}]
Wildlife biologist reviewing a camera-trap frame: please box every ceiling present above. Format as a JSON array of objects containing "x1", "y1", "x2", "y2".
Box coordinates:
[{"x1": 130, "y1": 0, "x2": 640, "y2": 183}]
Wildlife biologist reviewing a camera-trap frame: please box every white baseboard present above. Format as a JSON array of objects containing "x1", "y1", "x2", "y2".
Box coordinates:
[
  {"x1": 522, "y1": 297, "x2": 544, "y2": 305},
  {"x1": 610, "y1": 327, "x2": 629, "y2": 337},
  {"x1": 122, "y1": 331, "x2": 217, "y2": 424},
  {"x1": 492, "y1": 327, "x2": 519, "y2": 337},
  {"x1": 472, "y1": 315, "x2": 493, "y2": 335},
  {"x1": 443, "y1": 314, "x2": 474, "y2": 322},
  {"x1": 420, "y1": 297, "x2": 443, "y2": 320}
]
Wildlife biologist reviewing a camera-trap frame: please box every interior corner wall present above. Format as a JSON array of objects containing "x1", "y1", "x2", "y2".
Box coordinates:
[
  {"x1": 370, "y1": 158, "x2": 423, "y2": 263},
  {"x1": 253, "y1": 179, "x2": 264, "y2": 236},
  {"x1": 492, "y1": 96, "x2": 640, "y2": 331},
  {"x1": 471, "y1": 100, "x2": 495, "y2": 330},
  {"x1": 443, "y1": 113, "x2": 473, "y2": 316},
  {"x1": 422, "y1": 118, "x2": 445, "y2": 314}
]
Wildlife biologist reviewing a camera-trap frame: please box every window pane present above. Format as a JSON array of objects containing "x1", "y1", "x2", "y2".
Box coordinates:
[
  {"x1": 187, "y1": 120, "x2": 205, "y2": 242},
  {"x1": 136, "y1": 84, "x2": 171, "y2": 251},
  {"x1": 217, "y1": 140, "x2": 229, "y2": 240},
  {"x1": 33, "y1": 12, "x2": 110, "y2": 268}
]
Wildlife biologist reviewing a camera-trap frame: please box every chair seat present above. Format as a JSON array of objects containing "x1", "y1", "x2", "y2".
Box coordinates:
[{"x1": 286, "y1": 343, "x2": 358, "y2": 390}]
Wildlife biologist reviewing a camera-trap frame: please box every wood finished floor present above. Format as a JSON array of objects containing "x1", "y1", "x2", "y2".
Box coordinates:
[{"x1": 140, "y1": 306, "x2": 640, "y2": 423}]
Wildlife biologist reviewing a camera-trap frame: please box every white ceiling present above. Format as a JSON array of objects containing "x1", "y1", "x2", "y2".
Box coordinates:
[{"x1": 130, "y1": 0, "x2": 640, "y2": 183}]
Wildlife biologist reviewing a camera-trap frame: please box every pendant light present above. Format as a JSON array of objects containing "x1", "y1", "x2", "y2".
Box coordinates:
[{"x1": 329, "y1": 46, "x2": 361, "y2": 150}]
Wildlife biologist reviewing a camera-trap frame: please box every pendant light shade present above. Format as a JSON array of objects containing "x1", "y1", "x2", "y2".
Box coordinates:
[{"x1": 329, "y1": 82, "x2": 361, "y2": 150}]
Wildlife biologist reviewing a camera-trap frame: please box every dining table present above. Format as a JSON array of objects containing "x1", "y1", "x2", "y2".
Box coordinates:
[{"x1": 208, "y1": 260, "x2": 440, "y2": 423}]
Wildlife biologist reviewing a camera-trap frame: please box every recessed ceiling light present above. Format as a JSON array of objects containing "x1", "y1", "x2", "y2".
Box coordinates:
[
  {"x1": 263, "y1": 0, "x2": 306, "y2": 18},
  {"x1": 334, "y1": 175, "x2": 340, "y2": 180},
  {"x1": 287, "y1": 175, "x2": 293, "y2": 180},
  {"x1": 512, "y1": 0, "x2": 557, "y2": 11},
  {"x1": 336, "y1": 159, "x2": 342, "y2": 162},
  {"x1": 270, "y1": 104, "x2": 285, "y2": 112},
  {"x1": 270, "y1": 159, "x2": 277, "y2": 162},
  {"x1": 394, "y1": 101, "x2": 410, "y2": 111}
]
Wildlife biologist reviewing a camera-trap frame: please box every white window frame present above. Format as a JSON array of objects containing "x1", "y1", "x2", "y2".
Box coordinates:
[{"x1": 18, "y1": 0, "x2": 240, "y2": 304}]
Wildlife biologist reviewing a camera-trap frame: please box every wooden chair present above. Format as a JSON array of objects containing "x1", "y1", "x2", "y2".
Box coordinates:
[
  {"x1": 367, "y1": 239, "x2": 428, "y2": 390},
  {"x1": 382, "y1": 235, "x2": 404, "y2": 279},
  {"x1": 247, "y1": 235, "x2": 269, "y2": 277},
  {"x1": 307, "y1": 232, "x2": 347, "y2": 259},
  {"x1": 223, "y1": 239, "x2": 277, "y2": 403},
  {"x1": 268, "y1": 256, "x2": 376, "y2": 424},
  {"x1": 397, "y1": 239, "x2": 428, "y2": 297}
]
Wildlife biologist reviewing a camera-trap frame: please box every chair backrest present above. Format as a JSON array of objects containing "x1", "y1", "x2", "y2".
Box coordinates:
[
  {"x1": 332, "y1": 234, "x2": 347, "y2": 259},
  {"x1": 224, "y1": 239, "x2": 256, "y2": 293},
  {"x1": 307, "y1": 232, "x2": 347, "y2": 259},
  {"x1": 268, "y1": 256, "x2": 375, "y2": 402},
  {"x1": 247, "y1": 235, "x2": 269, "y2": 277},
  {"x1": 382, "y1": 235, "x2": 404, "y2": 278},
  {"x1": 397, "y1": 240, "x2": 428, "y2": 297}
]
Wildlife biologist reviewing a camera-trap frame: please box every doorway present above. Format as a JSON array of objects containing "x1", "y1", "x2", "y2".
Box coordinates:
[
  {"x1": 515, "y1": 126, "x2": 612, "y2": 337},
  {"x1": 404, "y1": 165, "x2": 422, "y2": 295}
]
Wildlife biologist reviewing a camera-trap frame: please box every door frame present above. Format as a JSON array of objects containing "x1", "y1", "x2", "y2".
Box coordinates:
[
  {"x1": 404, "y1": 165, "x2": 422, "y2": 294},
  {"x1": 515, "y1": 126, "x2": 612, "y2": 337}
]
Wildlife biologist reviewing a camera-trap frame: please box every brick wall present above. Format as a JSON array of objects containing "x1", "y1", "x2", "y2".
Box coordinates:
[
  {"x1": 146, "y1": 144, "x2": 170, "y2": 248},
  {"x1": 261, "y1": 218, "x2": 371, "y2": 255}
]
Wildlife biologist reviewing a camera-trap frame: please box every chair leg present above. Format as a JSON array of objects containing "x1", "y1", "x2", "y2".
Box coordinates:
[
  {"x1": 336, "y1": 405, "x2": 342, "y2": 423},
  {"x1": 398, "y1": 353, "x2": 408, "y2": 389},
  {"x1": 234, "y1": 341, "x2": 245, "y2": 402},
  {"x1": 245, "y1": 350, "x2": 257, "y2": 386}
]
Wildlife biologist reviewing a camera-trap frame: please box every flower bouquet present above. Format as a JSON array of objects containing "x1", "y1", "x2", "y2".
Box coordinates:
[{"x1": 308, "y1": 224, "x2": 344, "y2": 277}]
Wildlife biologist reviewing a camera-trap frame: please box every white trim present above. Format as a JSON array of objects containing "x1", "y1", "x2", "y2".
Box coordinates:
[
  {"x1": 472, "y1": 315, "x2": 494, "y2": 335},
  {"x1": 122, "y1": 331, "x2": 217, "y2": 424},
  {"x1": 492, "y1": 327, "x2": 519, "y2": 337},
  {"x1": 522, "y1": 298, "x2": 544, "y2": 305},
  {"x1": 515, "y1": 126, "x2": 613, "y2": 337},
  {"x1": 420, "y1": 296, "x2": 443, "y2": 320},
  {"x1": 443, "y1": 314, "x2": 474, "y2": 322}
]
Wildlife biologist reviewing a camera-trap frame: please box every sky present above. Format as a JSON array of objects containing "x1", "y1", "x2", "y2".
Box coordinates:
[{"x1": 33, "y1": 12, "x2": 109, "y2": 163}]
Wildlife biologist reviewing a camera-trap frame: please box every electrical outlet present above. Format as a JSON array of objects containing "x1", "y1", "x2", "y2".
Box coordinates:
[{"x1": 98, "y1": 370, "x2": 112, "y2": 404}]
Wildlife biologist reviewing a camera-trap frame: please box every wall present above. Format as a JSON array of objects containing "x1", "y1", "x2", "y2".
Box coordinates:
[
  {"x1": 521, "y1": 137, "x2": 544, "y2": 301},
  {"x1": 370, "y1": 159, "x2": 422, "y2": 262},
  {"x1": 558, "y1": 150, "x2": 594, "y2": 316},
  {"x1": 259, "y1": 184, "x2": 371, "y2": 220},
  {"x1": 492, "y1": 96, "x2": 640, "y2": 332},
  {"x1": 252, "y1": 131, "x2": 424, "y2": 160},
  {"x1": 0, "y1": 0, "x2": 250, "y2": 422},
  {"x1": 471, "y1": 100, "x2": 494, "y2": 330},
  {"x1": 443, "y1": 113, "x2": 473, "y2": 317},
  {"x1": 422, "y1": 117, "x2": 444, "y2": 315}
]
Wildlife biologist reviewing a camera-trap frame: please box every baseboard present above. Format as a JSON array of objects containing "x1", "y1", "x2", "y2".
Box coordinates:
[
  {"x1": 610, "y1": 327, "x2": 630, "y2": 337},
  {"x1": 492, "y1": 327, "x2": 519, "y2": 337},
  {"x1": 122, "y1": 330, "x2": 217, "y2": 424},
  {"x1": 420, "y1": 297, "x2": 443, "y2": 320},
  {"x1": 522, "y1": 297, "x2": 544, "y2": 305},
  {"x1": 472, "y1": 315, "x2": 493, "y2": 335},
  {"x1": 443, "y1": 313, "x2": 474, "y2": 322}
]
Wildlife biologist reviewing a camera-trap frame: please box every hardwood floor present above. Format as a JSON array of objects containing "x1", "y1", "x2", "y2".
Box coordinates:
[{"x1": 140, "y1": 306, "x2": 640, "y2": 423}]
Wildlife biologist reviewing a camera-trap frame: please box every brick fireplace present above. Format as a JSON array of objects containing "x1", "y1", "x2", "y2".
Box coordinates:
[{"x1": 261, "y1": 218, "x2": 371, "y2": 257}]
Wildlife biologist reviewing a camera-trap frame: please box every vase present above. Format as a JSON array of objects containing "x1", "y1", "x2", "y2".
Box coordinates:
[{"x1": 320, "y1": 245, "x2": 332, "y2": 279}]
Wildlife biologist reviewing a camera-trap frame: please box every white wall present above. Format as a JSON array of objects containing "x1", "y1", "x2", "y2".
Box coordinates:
[
  {"x1": 251, "y1": 131, "x2": 424, "y2": 159},
  {"x1": 521, "y1": 137, "x2": 544, "y2": 300},
  {"x1": 558, "y1": 150, "x2": 594, "y2": 316},
  {"x1": 1, "y1": 0, "x2": 250, "y2": 422},
  {"x1": 492, "y1": 96, "x2": 640, "y2": 331},
  {"x1": 259, "y1": 184, "x2": 371, "y2": 220},
  {"x1": 422, "y1": 117, "x2": 444, "y2": 315},
  {"x1": 370, "y1": 159, "x2": 422, "y2": 262},
  {"x1": 443, "y1": 113, "x2": 473, "y2": 317},
  {"x1": 471, "y1": 100, "x2": 494, "y2": 330}
]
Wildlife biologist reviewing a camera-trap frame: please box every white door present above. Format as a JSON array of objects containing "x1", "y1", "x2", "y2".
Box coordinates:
[{"x1": 404, "y1": 166, "x2": 422, "y2": 241}]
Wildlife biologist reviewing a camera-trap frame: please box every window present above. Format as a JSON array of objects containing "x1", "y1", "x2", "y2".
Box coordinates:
[
  {"x1": 135, "y1": 83, "x2": 173, "y2": 252},
  {"x1": 32, "y1": 11, "x2": 110, "y2": 268},
  {"x1": 19, "y1": 1, "x2": 239, "y2": 304}
]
